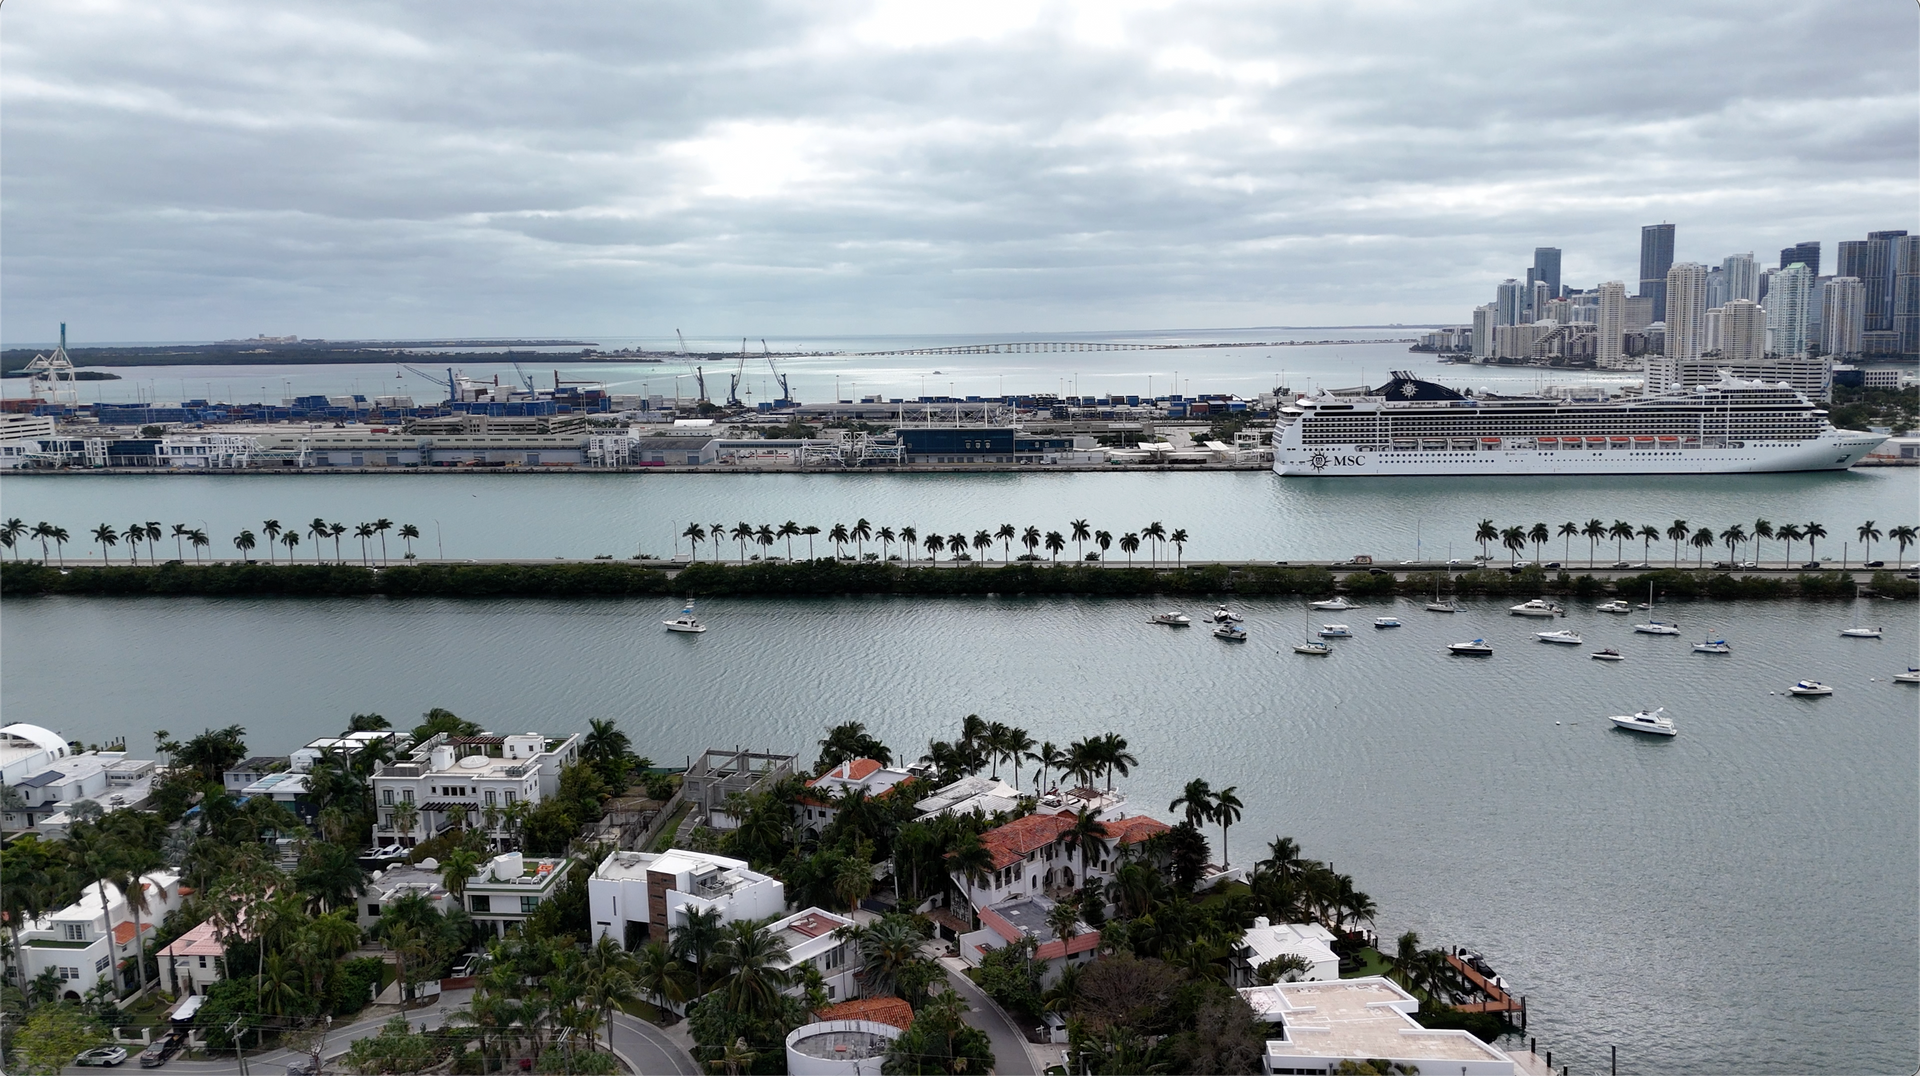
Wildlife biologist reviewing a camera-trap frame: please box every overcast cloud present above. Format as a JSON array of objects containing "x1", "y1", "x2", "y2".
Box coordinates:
[{"x1": 3, "y1": 0, "x2": 1914, "y2": 342}]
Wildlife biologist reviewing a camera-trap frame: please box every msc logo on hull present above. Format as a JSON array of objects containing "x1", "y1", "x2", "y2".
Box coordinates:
[{"x1": 1308, "y1": 452, "x2": 1366, "y2": 470}]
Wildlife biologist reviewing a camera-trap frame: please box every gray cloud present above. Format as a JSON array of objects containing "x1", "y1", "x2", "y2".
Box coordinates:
[{"x1": 3, "y1": 0, "x2": 1913, "y2": 341}]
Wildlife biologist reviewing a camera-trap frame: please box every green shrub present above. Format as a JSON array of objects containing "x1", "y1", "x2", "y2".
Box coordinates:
[{"x1": 1870, "y1": 571, "x2": 1918, "y2": 600}]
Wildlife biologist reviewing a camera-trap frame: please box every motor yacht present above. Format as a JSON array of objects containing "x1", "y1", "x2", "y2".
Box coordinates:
[
  {"x1": 1150, "y1": 612, "x2": 1192, "y2": 626},
  {"x1": 1633, "y1": 620, "x2": 1682, "y2": 636},
  {"x1": 1373, "y1": 617, "x2": 1402, "y2": 628},
  {"x1": 1596, "y1": 600, "x2": 1632, "y2": 614},
  {"x1": 1590, "y1": 648, "x2": 1625, "y2": 661},
  {"x1": 1447, "y1": 639, "x2": 1494, "y2": 656},
  {"x1": 1692, "y1": 639, "x2": 1732, "y2": 654},
  {"x1": 1839, "y1": 626, "x2": 1883, "y2": 639},
  {"x1": 1211, "y1": 606, "x2": 1244, "y2": 623},
  {"x1": 1294, "y1": 641, "x2": 1333, "y2": 655},
  {"x1": 663, "y1": 604, "x2": 708, "y2": 633},
  {"x1": 1535, "y1": 629, "x2": 1583, "y2": 645},
  {"x1": 1788, "y1": 679, "x2": 1833, "y2": 696},
  {"x1": 1212, "y1": 624, "x2": 1248, "y2": 642},
  {"x1": 1309, "y1": 596, "x2": 1356, "y2": 611},
  {"x1": 1509, "y1": 599, "x2": 1563, "y2": 618},
  {"x1": 1318, "y1": 624, "x2": 1354, "y2": 638},
  {"x1": 1609, "y1": 707, "x2": 1676, "y2": 736},
  {"x1": 1894, "y1": 668, "x2": 1920, "y2": 684}
]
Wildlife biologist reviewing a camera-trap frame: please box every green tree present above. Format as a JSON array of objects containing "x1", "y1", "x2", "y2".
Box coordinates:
[
  {"x1": 262, "y1": 519, "x2": 283, "y2": 563},
  {"x1": 1071, "y1": 519, "x2": 1091, "y2": 560},
  {"x1": 411, "y1": 707, "x2": 482, "y2": 742},
  {"x1": 884, "y1": 986, "x2": 993, "y2": 1075},
  {"x1": 817, "y1": 721, "x2": 893, "y2": 771},
  {"x1": 1804, "y1": 521, "x2": 1827, "y2": 562},
  {"x1": 1473, "y1": 519, "x2": 1497, "y2": 558},
  {"x1": 1045, "y1": 530, "x2": 1066, "y2": 562},
  {"x1": 398, "y1": 523, "x2": 420, "y2": 559},
  {"x1": 1666, "y1": 519, "x2": 1690, "y2": 567},
  {"x1": 14, "y1": 1003, "x2": 110, "y2": 1074},
  {"x1": 232, "y1": 529, "x2": 256, "y2": 561},
  {"x1": 1857, "y1": 520, "x2": 1882, "y2": 563},
  {"x1": 1211, "y1": 786, "x2": 1244, "y2": 866},
  {"x1": 633, "y1": 940, "x2": 694, "y2": 1011},
  {"x1": 92, "y1": 524, "x2": 118, "y2": 564},
  {"x1": 711, "y1": 919, "x2": 795, "y2": 1021}
]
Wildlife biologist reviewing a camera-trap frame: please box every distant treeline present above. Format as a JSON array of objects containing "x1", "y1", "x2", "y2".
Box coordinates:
[{"x1": 1, "y1": 559, "x2": 1910, "y2": 601}]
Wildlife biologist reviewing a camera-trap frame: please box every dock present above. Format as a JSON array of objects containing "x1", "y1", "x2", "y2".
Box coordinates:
[{"x1": 1446, "y1": 952, "x2": 1525, "y2": 1014}]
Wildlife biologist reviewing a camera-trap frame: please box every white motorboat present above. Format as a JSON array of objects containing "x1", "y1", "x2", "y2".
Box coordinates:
[
  {"x1": 1294, "y1": 641, "x2": 1332, "y2": 655},
  {"x1": 1151, "y1": 612, "x2": 1192, "y2": 626},
  {"x1": 1373, "y1": 617, "x2": 1402, "y2": 628},
  {"x1": 1212, "y1": 624, "x2": 1248, "y2": 642},
  {"x1": 1425, "y1": 599, "x2": 1458, "y2": 613},
  {"x1": 1893, "y1": 668, "x2": 1920, "y2": 684},
  {"x1": 1210, "y1": 606, "x2": 1244, "y2": 623},
  {"x1": 1318, "y1": 624, "x2": 1354, "y2": 638},
  {"x1": 1839, "y1": 626, "x2": 1883, "y2": 639},
  {"x1": 1596, "y1": 600, "x2": 1632, "y2": 614},
  {"x1": 1509, "y1": 599, "x2": 1563, "y2": 618},
  {"x1": 1309, "y1": 596, "x2": 1356, "y2": 611},
  {"x1": 1591, "y1": 648, "x2": 1625, "y2": 661},
  {"x1": 1692, "y1": 639, "x2": 1732, "y2": 654},
  {"x1": 1633, "y1": 620, "x2": 1682, "y2": 636},
  {"x1": 663, "y1": 604, "x2": 707, "y2": 633},
  {"x1": 1447, "y1": 639, "x2": 1494, "y2": 656},
  {"x1": 1609, "y1": 707, "x2": 1677, "y2": 736},
  {"x1": 1788, "y1": 679, "x2": 1833, "y2": 696},
  {"x1": 1535, "y1": 629, "x2": 1583, "y2": 645}
]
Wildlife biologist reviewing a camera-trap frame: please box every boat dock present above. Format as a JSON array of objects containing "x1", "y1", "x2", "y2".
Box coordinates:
[{"x1": 1447, "y1": 952, "x2": 1526, "y2": 1015}]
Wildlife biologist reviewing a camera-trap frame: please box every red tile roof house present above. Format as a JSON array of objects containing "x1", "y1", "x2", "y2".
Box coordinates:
[
  {"x1": 958, "y1": 894, "x2": 1101, "y2": 987},
  {"x1": 946, "y1": 809, "x2": 1170, "y2": 919},
  {"x1": 794, "y1": 758, "x2": 917, "y2": 836}
]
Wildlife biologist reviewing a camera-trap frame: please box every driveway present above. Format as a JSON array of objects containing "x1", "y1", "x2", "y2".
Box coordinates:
[{"x1": 941, "y1": 962, "x2": 1038, "y2": 1076}]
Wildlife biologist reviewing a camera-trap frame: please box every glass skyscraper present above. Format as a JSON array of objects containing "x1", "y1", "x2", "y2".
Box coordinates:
[{"x1": 1639, "y1": 224, "x2": 1675, "y2": 321}]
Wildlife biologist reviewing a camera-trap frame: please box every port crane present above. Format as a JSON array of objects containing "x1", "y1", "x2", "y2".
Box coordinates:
[
  {"x1": 676, "y1": 329, "x2": 707, "y2": 403},
  {"x1": 726, "y1": 338, "x2": 751, "y2": 408},
  {"x1": 762, "y1": 340, "x2": 792, "y2": 405},
  {"x1": 398, "y1": 363, "x2": 458, "y2": 403}
]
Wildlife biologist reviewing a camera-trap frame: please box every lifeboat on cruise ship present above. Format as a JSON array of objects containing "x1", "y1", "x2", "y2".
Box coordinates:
[
  {"x1": 1632, "y1": 436, "x2": 1656, "y2": 445},
  {"x1": 1584, "y1": 436, "x2": 1608, "y2": 446},
  {"x1": 1537, "y1": 437, "x2": 1558, "y2": 447},
  {"x1": 1480, "y1": 437, "x2": 1502, "y2": 446},
  {"x1": 1657, "y1": 435, "x2": 1679, "y2": 444},
  {"x1": 1609, "y1": 436, "x2": 1631, "y2": 446}
]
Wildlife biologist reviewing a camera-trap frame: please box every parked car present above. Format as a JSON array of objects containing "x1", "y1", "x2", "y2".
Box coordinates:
[
  {"x1": 138, "y1": 1031, "x2": 186, "y2": 1069},
  {"x1": 1611, "y1": 561, "x2": 1629, "y2": 569},
  {"x1": 1544, "y1": 561, "x2": 1561, "y2": 569},
  {"x1": 1802, "y1": 561, "x2": 1822, "y2": 569},
  {"x1": 77, "y1": 1046, "x2": 128, "y2": 1067},
  {"x1": 1865, "y1": 559, "x2": 1885, "y2": 568}
]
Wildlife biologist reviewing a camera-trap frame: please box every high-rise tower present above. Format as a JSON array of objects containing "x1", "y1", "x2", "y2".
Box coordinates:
[
  {"x1": 1639, "y1": 224, "x2": 1675, "y2": 320},
  {"x1": 1778, "y1": 241, "x2": 1821, "y2": 276},
  {"x1": 1664, "y1": 263, "x2": 1709, "y2": 362},
  {"x1": 1532, "y1": 247, "x2": 1562, "y2": 299}
]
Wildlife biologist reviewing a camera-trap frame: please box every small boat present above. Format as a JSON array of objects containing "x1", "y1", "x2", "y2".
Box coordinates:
[
  {"x1": 1294, "y1": 641, "x2": 1332, "y2": 655},
  {"x1": 1692, "y1": 639, "x2": 1732, "y2": 654},
  {"x1": 1609, "y1": 707, "x2": 1677, "y2": 736},
  {"x1": 1150, "y1": 612, "x2": 1192, "y2": 626},
  {"x1": 1373, "y1": 617, "x2": 1402, "y2": 628},
  {"x1": 1210, "y1": 606, "x2": 1244, "y2": 623},
  {"x1": 1893, "y1": 668, "x2": 1920, "y2": 684},
  {"x1": 1212, "y1": 624, "x2": 1248, "y2": 642},
  {"x1": 1839, "y1": 627, "x2": 1883, "y2": 639},
  {"x1": 1788, "y1": 680, "x2": 1833, "y2": 696},
  {"x1": 1633, "y1": 620, "x2": 1682, "y2": 636},
  {"x1": 1509, "y1": 599, "x2": 1563, "y2": 618},
  {"x1": 1318, "y1": 624, "x2": 1354, "y2": 638},
  {"x1": 1447, "y1": 639, "x2": 1494, "y2": 656},
  {"x1": 1309, "y1": 596, "x2": 1355, "y2": 611},
  {"x1": 1596, "y1": 600, "x2": 1632, "y2": 614},
  {"x1": 1535, "y1": 629, "x2": 1583, "y2": 645},
  {"x1": 1591, "y1": 648, "x2": 1625, "y2": 661},
  {"x1": 663, "y1": 604, "x2": 707, "y2": 633},
  {"x1": 1425, "y1": 599, "x2": 1457, "y2": 613}
]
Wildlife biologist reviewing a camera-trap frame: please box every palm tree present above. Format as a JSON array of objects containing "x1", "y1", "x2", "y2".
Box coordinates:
[
  {"x1": 329, "y1": 522, "x2": 347, "y2": 561},
  {"x1": 1752, "y1": 518, "x2": 1773, "y2": 567},
  {"x1": 756, "y1": 524, "x2": 776, "y2": 561},
  {"x1": 710, "y1": 522, "x2": 727, "y2": 561},
  {"x1": 1857, "y1": 521, "x2": 1882, "y2": 564},
  {"x1": 1804, "y1": 521, "x2": 1827, "y2": 563},
  {"x1": 1637, "y1": 524, "x2": 1659, "y2": 564},
  {"x1": 1776, "y1": 523, "x2": 1802, "y2": 567},
  {"x1": 355, "y1": 523, "x2": 376, "y2": 564},
  {"x1": 1071, "y1": 519, "x2": 1091, "y2": 560},
  {"x1": 1045, "y1": 530, "x2": 1066, "y2": 562},
  {"x1": 583, "y1": 718, "x2": 633, "y2": 771},
  {"x1": 582, "y1": 934, "x2": 641, "y2": 1052},
  {"x1": 1609, "y1": 519, "x2": 1634, "y2": 563},
  {"x1": 1119, "y1": 532, "x2": 1140, "y2": 566},
  {"x1": 1890, "y1": 525, "x2": 1917, "y2": 568},
  {"x1": 632, "y1": 941, "x2": 692, "y2": 1012},
  {"x1": 1666, "y1": 519, "x2": 1690, "y2": 567},
  {"x1": 682, "y1": 523, "x2": 707, "y2": 561},
  {"x1": 262, "y1": 519, "x2": 283, "y2": 564},
  {"x1": 731, "y1": 521, "x2": 754, "y2": 563},
  {"x1": 1211, "y1": 786, "x2": 1243, "y2": 866},
  {"x1": 93, "y1": 524, "x2": 119, "y2": 564},
  {"x1": 802, "y1": 525, "x2": 821, "y2": 559},
  {"x1": 947, "y1": 532, "x2": 968, "y2": 561},
  {"x1": 374, "y1": 518, "x2": 394, "y2": 564},
  {"x1": 671, "y1": 906, "x2": 727, "y2": 994},
  {"x1": 389, "y1": 799, "x2": 419, "y2": 845},
  {"x1": 711, "y1": 920, "x2": 795, "y2": 1021},
  {"x1": 1098, "y1": 733, "x2": 1136, "y2": 790},
  {"x1": 996, "y1": 523, "x2": 1016, "y2": 563},
  {"x1": 899, "y1": 526, "x2": 916, "y2": 566},
  {"x1": 1143, "y1": 521, "x2": 1167, "y2": 565},
  {"x1": 1474, "y1": 519, "x2": 1497, "y2": 559},
  {"x1": 48, "y1": 526, "x2": 68, "y2": 566},
  {"x1": 400, "y1": 523, "x2": 420, "y2": 559},
  {"x1": 1026, "y1": 741, "x2": 1064, "y2": 795},
  {"x1": 1528, "y1": 522, "x2": 1549, "y2": 563},
  {"x1": 878, "y1": 526, "x2": 896, "y2": 561},
  {"x1": 1002, "y1": 727, "x2": 1035, "y2": 789},
  {"x1": 283, "y1": 530, "x2": 301, "y2": 560},
  {"x1": 308, "y1": 518, "x2": 330, "y2": 563},
  {"x1": 1170, "y1": 778, "x2": 1214, "y2": 828},
  {"x1": 777, "y1": 520, "x2": 800, "y2": 560},
  {"x1": 189, "y1": 528, "x2": 208, "y2": 562},
  {"x1": 172, "y1": 523, "x2": 190, "y2": 560},
  {"x1": 1690, "y1": 526, "x2": 1715, "y2": 567},
  {"x1": 1557, "y1": 521, "x2": 1578, "y2": 564},
  {"x1": 852, "y1": 518, "x2": 873, "y2": 559},
  {"x1": 1021, "y1": 525, "x2": 1041, "y2": 559},
  {"x1": 1170, "y1": 528, "x2": 1188, "y2": 566},
  {"x1": 829, "y1": 523, "x2": 850, "y2": 559},
  {"x1": 1, "y1": 518, "x2": 25, "y2": 561},
  {"x1": 972, "y1": 530, "x2": 993, "y2": 564},
  {"x1": 1581, "y1": 518, "x2": 1606, "y2": 568},
  {"x1": 1500, "y1": 525, "x2": 1526, "y2": 564},
  {"x1": 120, "y1": 522, "x2": 146, "y2": 565},
  {"x1": 923, "y1": 531, "x2": 943, "y2": 563},
  {"x1": 1719, "y1": 524, "x2": 1747, "y2": 565}
]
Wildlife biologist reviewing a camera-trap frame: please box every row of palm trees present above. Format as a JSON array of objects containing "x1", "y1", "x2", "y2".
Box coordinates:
[
  {"x1": 1473, "y1": 517, "x2": 1919, "y2": 569},
  {"x1": 680, "y1": 518, "x2": 1194, "y2": 567},
  {"x1": 0, "y1": 517, "x2": 424, "y2": 566}
]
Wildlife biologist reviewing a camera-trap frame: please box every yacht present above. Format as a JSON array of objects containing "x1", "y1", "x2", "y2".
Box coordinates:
[
  {"x1": 1212, "y1": 623, "x2": 1248, "y2": 642},
  {"x1": 1373, "y1": 616, "x2": 1402, "y2": 628},
  {"x1": 1509, "y1": 599, "x2": 1563, "y2": 618},
  {"x1": 1310, "y1": 596, "x2": 1356, "y2": 611},
  {"x1": 1425, "y1": 599, "x2": 1458, "y2": 613},
  {"x1": 1839, "y1": 626, "x2": 1883, "y2": 639},
  {"x1": 1318, "y1": 624, "x2": 1354, "y2": 638},
  {"x1": 1596, "y1": 600, "x2": 1632, "y2": 614},
  {"x1": 1633, "y1": 620, "x2": 1682, "y2": 636},
  {"x1": 1591, "y1": 648, "x2": 1625, "y2": 661},
  {"x1": 1294, "y1": 641, "x2": 1332, "y2": 655},
  {"x1": 1211, "y1": 606, "x2": 1244, "y2": 623},
  {"x1": 1447, "y1": 639, "x2": 1494, "y2": 656},
  {"x1": 1788, "y1": 679, "x2": 1833, "y2": 696},
  {"x1": 663, "y1": 604, "x2": 707, "y2": 633},
  {"x1": 1535, "y1": 629, "x2": 1583, "y2": 645},
  {"x1": 1609, "y1": 707, "x2": 1677, "y2": 736},
  {"x1": 1692, "y1": 639, "x2": 1732, "y2": 654},
  {"x1": 1151, "y1": 612, "x2": 1192, "y2": 626},
  {"x1": 1893, "y1": 668, "x2": 1920, "y2": 684}
]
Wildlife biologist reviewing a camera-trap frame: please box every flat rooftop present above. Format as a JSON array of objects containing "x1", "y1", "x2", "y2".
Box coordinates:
[
  {"x1": 990, "y1": 897, "x2": 1054, "y2": 939},
  {"x1": 789, "y1": 1028, "x2": 892, "y2": 1061},
  {"x1": 1249, "y1": 978, "x2": 1511, "y2": 1067}
]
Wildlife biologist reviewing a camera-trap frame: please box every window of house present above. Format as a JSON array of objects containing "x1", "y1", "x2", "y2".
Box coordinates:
[
  {"x1": 469, "y1": 895, "x2": 491, "y2": 913},
  {"x1": 402, "y1": 789, "x2": 414, "y2": 803},
  {"x1": 368, "y1": 904, "x2": 380, "y2": 918},
  {"x1": 64, "y1": 924, "x2": 85, "y2": 941},
  {"x1": 485, "y1": 790, "x2": 497, "y2": 806},
  {"x1": 505, "y1": 791, "x2": 516, "y2": 805},
  {"x1": 199, "y1": 955, "x2": 208, "y2": 968},
  {"x1": 95, "y1": 955, "x2": 111, "y2": 972},
  {"x1": 520, "y1": 896, "x2": 540, "y2": 913},
  {"x1": 382, "y1": 789, "x2": 394, "y2": 805}
]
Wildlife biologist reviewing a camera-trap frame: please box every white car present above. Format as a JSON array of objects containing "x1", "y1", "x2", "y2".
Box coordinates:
[{"x1": 78, "y1": 1047, "x2": 129, "y2": 1067}]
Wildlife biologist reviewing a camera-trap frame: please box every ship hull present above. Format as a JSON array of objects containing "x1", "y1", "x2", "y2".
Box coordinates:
[{"x1": 1273, "y1": 433, "x2": 1883, "y2": 476}]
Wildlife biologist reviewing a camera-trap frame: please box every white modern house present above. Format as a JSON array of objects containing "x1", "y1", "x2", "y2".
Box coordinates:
[
  {"x1": 4, "y1": 750, "x2": 157, "y2": 837},
  {"x1": 369, "y1": 732, "x2": 580, "y2": 849},
  {"x1": 1232, "y1": 918, "x2": 1339, "y2": 985},
  {"x1": 11, "y1": 871, "x2": 185, "y2": 1000},
  {"x1": 589, "y1": 849, "x2": 786, "y2": 949},
  {"x1": 290, "y1": 731, "x2": 409, "y2": 772},
  {"x1": 796, "y1": 759, "x2": 916, "y2": 835},
  {"x1": 359, "y1": 863, "x2": 460, "y2": 931},
  {"x1": 767, "y1": 907, "x2": 859, "y2": 1004},
  {"x1": 463, "y1": 851, "x2": 575, "y2": 937},
  {"x1": 0, "y1": 722, "x2": 71, "y2": 784},
  {"x1": 913, "y1": 775, "x2": 1022, "y2": 822},
  {"x1": 1241, "y1": 977, "x2": 1516, "y2": 1075}
]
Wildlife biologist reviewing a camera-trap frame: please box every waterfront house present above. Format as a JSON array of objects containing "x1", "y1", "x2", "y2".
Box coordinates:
[
  {"x1": 289, "y1": 730, "x2": 410, "y2": 772},
  {"x1": 220, "y1": 756, "x2": 290, "y2": 794},
  {"x1": 0, "y1": 723, "x2": 72, "y2": 785},
  {"x1": 11, "y1": 871, "x2": 184, "y2": 1000},
  {"x1": 462, "y1": 851, "x2": 576, "y2": 938},
  {"x1": 681, "y1": 748, "x2": 797, "y2": 830},
  {"x1": 589, "y1": 849, "x2": 785, "y2": 949},
  {"x1": 1240, "y1": 977, "x2": 1515, "y2": 1075},
  {"x1": 796, "y1": 758, "x2": 915, "y2": 836},
  {"x1": 956, "y1": 893, "x2": 1098, "y2": 987},
  {"x1": 1231, "y1": 918, "x2": 1339, "y2": 985},
  {"x1": 3, "y1": 743, "x2": 157, "y2": 839},
  {"x1": 949, "y1": 808, "x2": 1169, "y2": 917},
  {"x1": 369, "y1": 731, "x2": 580, "y2": 849},
  {"x1": 912, "y1": 774, "x2": 1022, "y2": 822}
]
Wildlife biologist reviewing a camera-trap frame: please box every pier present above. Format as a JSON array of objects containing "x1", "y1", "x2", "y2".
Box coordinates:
[{"x1": 1446, "y1": 952, "x2": 1526, "y2": 1015}]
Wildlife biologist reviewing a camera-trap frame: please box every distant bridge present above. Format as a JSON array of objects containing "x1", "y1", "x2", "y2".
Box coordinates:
[{"x1": 851, "y1": 339, "x2": 1414, "y2": 357}]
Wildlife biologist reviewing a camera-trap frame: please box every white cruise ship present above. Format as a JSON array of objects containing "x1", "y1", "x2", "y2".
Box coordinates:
[{"x1": 1272, "y1": 372, "x2": 1884, "y2": 477}]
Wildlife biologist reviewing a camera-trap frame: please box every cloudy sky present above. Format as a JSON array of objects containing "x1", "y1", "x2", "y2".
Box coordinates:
[{"x1": 3, "y1": 0, "x2": 1914, "y2": 343}]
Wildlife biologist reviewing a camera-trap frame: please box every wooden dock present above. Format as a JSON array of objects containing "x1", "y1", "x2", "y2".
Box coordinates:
[{"x1": 1445, "y1": 953, "x2": 1524, "y2": 1014}]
